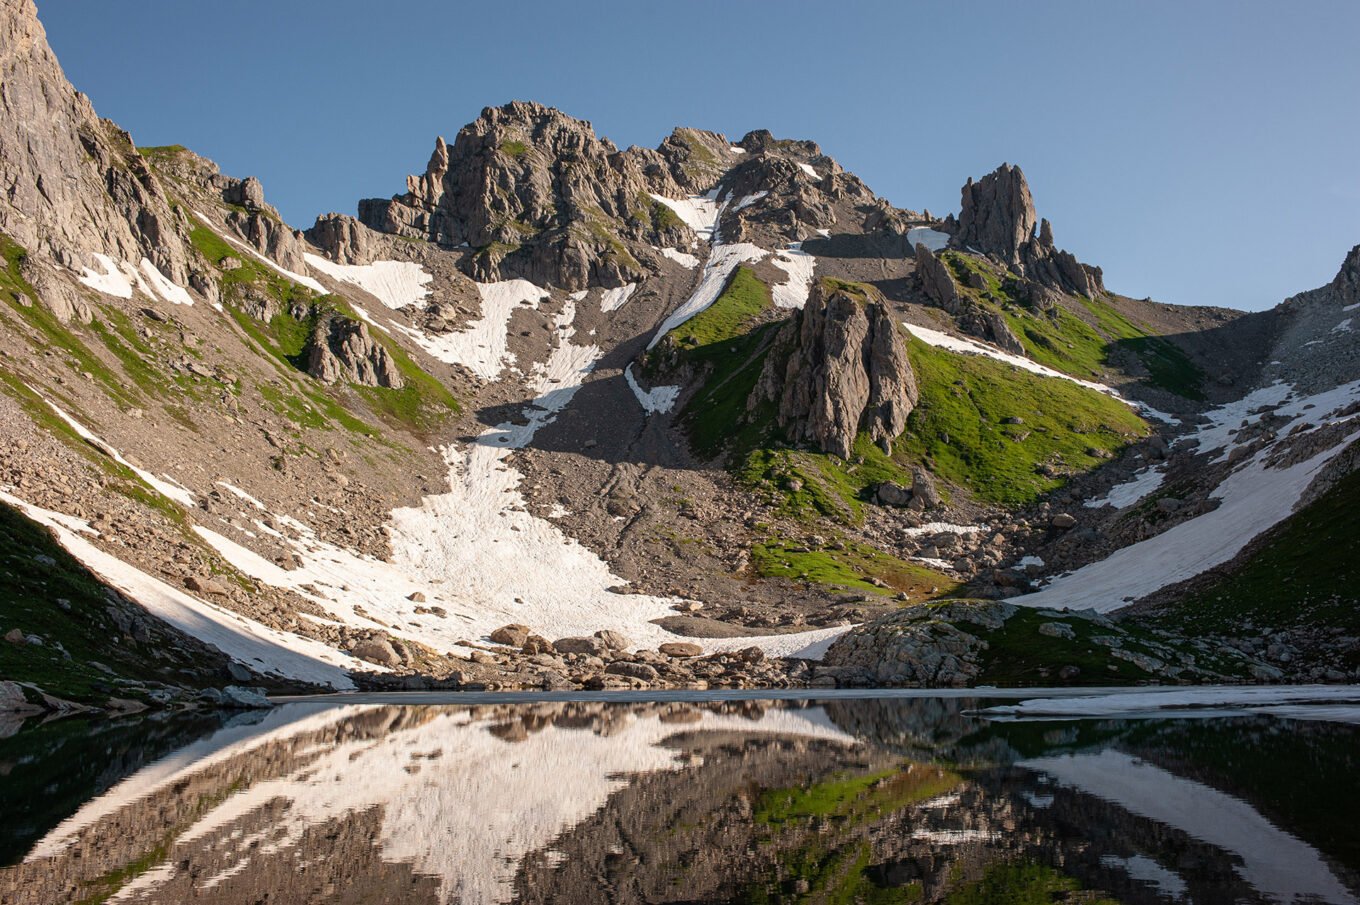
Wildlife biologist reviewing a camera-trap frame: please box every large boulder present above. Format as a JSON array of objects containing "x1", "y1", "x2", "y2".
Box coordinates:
[
  {"x1": 820, "y1": 601, "x2": 1017, "y2": 687},
  {"x1": 305, "y1": 313, "x2": 404, "y2": 388}
]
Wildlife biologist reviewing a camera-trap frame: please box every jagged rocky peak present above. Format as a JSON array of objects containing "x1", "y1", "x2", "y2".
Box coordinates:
[
  {"x1": 0, "y1": 0, "x2": 194, "y2": 318},
  {"x1": 356, "y1": 100, "x2": 694, "y2": 289},
  {"x1": 751, "y1": 278, "x2": 917, "y2": 459},
  {"x1": 950, "y1": 162, "x2": 1105, "y2": 300},
  {"x1": 717, "y1": 130, "x2": 883, "y2": 245},
  {"x1": 630, "y1": 126, "x2": 742, "y2": 196}
]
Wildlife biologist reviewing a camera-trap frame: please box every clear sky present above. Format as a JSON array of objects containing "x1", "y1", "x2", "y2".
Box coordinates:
[{"x1": 34, "y1": 0, "x2": 1360, "y2": 311}]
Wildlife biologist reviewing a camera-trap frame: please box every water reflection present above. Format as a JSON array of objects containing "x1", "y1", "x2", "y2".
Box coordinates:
[{"x1": 1, "y1": 696, "x2": 1356, "y2": 904}]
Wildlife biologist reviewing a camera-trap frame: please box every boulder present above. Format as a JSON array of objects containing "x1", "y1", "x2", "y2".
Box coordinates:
[
  {"x1": 604, "y1": 661, "x2": 659, "y2": 681},
  {"x1": 305, "y1": 313, "x2": 404, "y2": 388},
  {"x1": 489, "y1": 624, "x2": 531, "y2": 647},
  {"x1": 352, "y1": 638, "x2": 402, "y2": 668},
  {"x1": 1050, "y1": 513, "x2": 1078, "y2": 529},
  {"x1": 521, "y1": 634, "x2": 553, "y2": 655},
  {"x1": 593, "y1": 630, "x2": 631, "y2": 651},
  {"x1": 875, "y1": 481, "x2": 912, "y2": 507},
  {"x1": 553, "y1": 636, "x2": 608, "y2": 656},
  {"x1": 220, "y1": 685, "x2": 273, "y2": 709},
  {"x1": 658, "y1": 642, "x2": 704, "y2": 658}
]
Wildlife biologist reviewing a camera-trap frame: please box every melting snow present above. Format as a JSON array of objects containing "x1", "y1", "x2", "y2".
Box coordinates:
[
  {"x1": 598, "y1": 283, "x2": 637, "y2": 313},
  {"x1": 1084, "y1": 466, "x2": 1165, "y2": 509},
  {"x1": 771, "y1": 243, "x2": 815, "y2": 309},
  {"x1": 797, "y1": 162, "x2": 820, "y2": 179},
  {"x1": 303, "y1": 254, "x2": 432, "y2": 310},
  {"x1": 0, "y1": 492, "x2": 361, "y2": 689},
  {"x1": 77, "y1": 253, "x2": 134, "y2": 298},
  {"x1": 624, "y1": 364, "x2": 680, "y2": 414},
  {"x1": 1016, "y1": 555, "x2": 1045, "y2": 569},
  {"x1": 659, "y1": 247, "x2": 699, "y2": 269},
  {"x1": 731, "y1": 191, "x2": 767, "y2": 212},
  {"x1": 1020, "y1": 749, "x2": 1358, "y2": 905},
  {"x1": 137, "y1": 259, "x2": 194, "y2": 305},
  {"x1": 646, "y1": 243, "x2": 766, "y2": 348},
  {"x1": 1333, "y1": 317, "x2": 1353, "y2": 333},
  {"x1": 648, "y1": 190, "x2": 723, "y2": 242},
  {"x1": 392, "y1": 279, "x2": 548, "y2": 381},
  {"x1": 901, "y1": 522, "x2": 984, "y2": 538},
  {"x1": 906, "y1": 226, "x2": 950, "y2": 252}
]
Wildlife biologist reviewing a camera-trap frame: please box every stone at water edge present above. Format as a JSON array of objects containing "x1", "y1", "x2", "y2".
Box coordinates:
[
  {"x1": 490, "y1": 624, "x2": 531, "y2": 647},
  {"x1": 659, "y1": 642, "x2": 704, "y2": 658},
  {"x1": 221, "y1": 686, "x2": 272, "y2": 709},
  {"x1": 593, "y1": 629, "x2": 631, "y2": 651}
]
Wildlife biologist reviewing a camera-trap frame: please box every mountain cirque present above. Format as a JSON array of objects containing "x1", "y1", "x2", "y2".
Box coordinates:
[{"x1": 0, "y1": 0, "x2": 1357, "y2": 710}]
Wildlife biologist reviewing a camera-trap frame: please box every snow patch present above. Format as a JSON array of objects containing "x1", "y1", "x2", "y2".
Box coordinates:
[
  {"x1": 771, "y1": 243, "x2": 815, "y2": 309},
  {"x1": 659, "y1": 247, "x2": 699, "y2": 269},
  {"x1": 646, "y1": 243, "x2": 766, "y2": 348},
  {"x1": 648, "y1": 190, "x2": 723, "y2": 242},
  {"x1": 984, "y1": 685, "x2": 1360, "y2": 720},
  {"x1": 392, "y1": 279, "x2": 549, "y2": 381},
  {"x1": 1084, "y1": 466, "x2": 1165, "y2": 509},
  {"x1": 599, "y1": 283, "x2": 637, "y2": 313},
  {"x1": 797, "y1": 162, "x2": 820, "y2": 179},
  {"x1": 1016, "y1": 555, "x2": 1045, "y2": 569},
  {"x1": 731, "y1": 191, "x2": 767, "y2": 212},
  {"x1": 303, "y1": 254, "x2": 432, "y2": 310},
  {"x1": 1333, "y1": 317, "x2": 1353, "y2": 333},
  {"x1": 77, "y1": 253, "x2": 134, "y2": 298},
  {"x1": 905, "y1": 227, "x2": 950, "y2": 252},
  {"x1": 624, "y1": 364, "x2": 680, "y2": 414},
  {"x1": 1100, "y1": 854, "x2": 1189, "y2": 902},
  {"x1": 137, "y1": 259, "x2": 193, "y2": 305}
]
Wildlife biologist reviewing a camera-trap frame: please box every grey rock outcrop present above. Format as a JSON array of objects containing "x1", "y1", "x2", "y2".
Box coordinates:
[
  {"x1": 820, "y1": 602, "x2": 1018, "y2": 687},
  {"x1": 226, "y1": 207, "x2": 308, "y2": 274},
  {"x1": 914, "y1": 243, "x2": 961, "y2": 313},
  {"x1": 751, "y1": 280, "x2": 917, "y2": 458},
  {"x1": 305, "y1": 213, "x2": 375, "y2": 265},
  {"x1": 305, "y1": 313, "x2": 404, "y2": 388},
  {"x1": 952, "y1": 163, "x2": 1105, "y2": 299}
]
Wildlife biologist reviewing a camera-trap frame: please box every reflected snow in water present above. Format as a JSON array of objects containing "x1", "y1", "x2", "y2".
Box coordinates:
[{"x1": 1, "y1": 690, "x2": 1357, "y2": 904}]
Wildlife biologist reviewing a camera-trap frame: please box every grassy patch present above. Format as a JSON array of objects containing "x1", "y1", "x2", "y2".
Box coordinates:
[
  {"x1": 751, "y1": 534, "x2": 957, "y2": 598},
  {"x1": 896, "y1": 338, "x2": 1149, "y2": 506},
  {"x1": 498, "y1": 139, "x2": 529, "y2": 158},
  {"x1": 945, "y1": 860, "x2": 1120, "y2": 905},
  {"x1": 755, "y1": 761, "x2": 961, "y2": 826}
]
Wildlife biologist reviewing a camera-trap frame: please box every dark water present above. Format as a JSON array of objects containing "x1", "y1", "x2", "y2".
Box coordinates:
[{"x1": 1, "y1": 692, "x2": 1357, "y2": 904}]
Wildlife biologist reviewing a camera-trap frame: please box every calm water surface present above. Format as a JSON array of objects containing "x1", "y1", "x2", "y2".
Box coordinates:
[{"x1": 1, "y1": 690, "x2": 1357, "y2": 904}]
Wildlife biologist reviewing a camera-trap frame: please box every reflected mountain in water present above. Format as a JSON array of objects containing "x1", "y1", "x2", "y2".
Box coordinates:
[{"x1": 1, "y1": 696, "x2": 1357, "y2": 904}]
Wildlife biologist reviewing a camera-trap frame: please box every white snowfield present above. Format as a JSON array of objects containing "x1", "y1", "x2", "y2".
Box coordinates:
[
  {"x1": 191, "y1": 209, "x2": 326, "y2": 293},
  {"x1": 646, "y1": 242, "x2": 766, "y2": 348},
  {"x1": 905, "y1": 226, "x2": 950, "y2": 252},
  {"x1": 200, "y1": 288, "x2": 847, "y2": 661},
  {"x1": 392, "y1": 278, "x2": 548, "y2": 381},
  {"x1": 39, "y1": 703, "x2": 854, "y2": 904},
  {"x1": 43, "y1": 397, "x2": 195, "y2": 507},
  {"x1": 1084, "y1": 465, "x2": 1165, "y2": 509},
  {"x1": 797, "y1": 162, "x2": 820, "y2": 179},
  {"x1": 771, "y1": 242, "x2": 815, "y2": 309},
  {"x1": 77, "y1": 253, "x2": 194, "y2": 306},
  {"x1": 302, "y1": 253, "x2": 432, "y2": 310},
  {"x1": 598, "y1": 282, "x2": 637, "y2": 313},
  {"x1": 0, "y1": 492, "x2": 363, "y2": 690},
  {"x1": 984, "y1": 685, "x2": 1360, "y2": 721},
  {"x1": 658, "y1": 246, "x2": 699, "y2": 269},
  {"x1": 731, "y1": 190, "x2": 767, "y2": 212},
  {"x1": 1020, "y1": 749, "x2": 1358, "y2": 905},
  {"x1": 1010, "y1": 378, "x2": 1360, "y2": 612},
  {"x1": 648, "y1": 190, "x2": 723, "y2": 242},
  {"x1": 624, "y1": 364, "x2": 680, "y2": 414}
]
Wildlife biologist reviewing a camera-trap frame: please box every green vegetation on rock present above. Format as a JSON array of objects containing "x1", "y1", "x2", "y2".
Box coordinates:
[{"x1": 945, "y1": 860, "x2": 1120, "y2": 905}]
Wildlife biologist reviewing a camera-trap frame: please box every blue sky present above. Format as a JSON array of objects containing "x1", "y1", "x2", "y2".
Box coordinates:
[{"x1": 35, "y1": 0, "x2": 1360, "y2": 311}]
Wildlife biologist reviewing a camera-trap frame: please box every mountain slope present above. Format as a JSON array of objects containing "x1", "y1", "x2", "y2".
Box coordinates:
[{"x1": 1, "y1": 0, "x2": 1356, "y2": 706}]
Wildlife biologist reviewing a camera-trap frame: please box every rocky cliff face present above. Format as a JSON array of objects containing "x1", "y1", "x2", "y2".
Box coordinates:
[
  {"x1": 751, "y1": 279, "x2": 917, "y2": 458},
  {"x1": 305, "y1": 314, "x2": 404, "y2": 388},
  {"x1": 0, "y1": 0, "x2": 198, "y2": 320}
]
